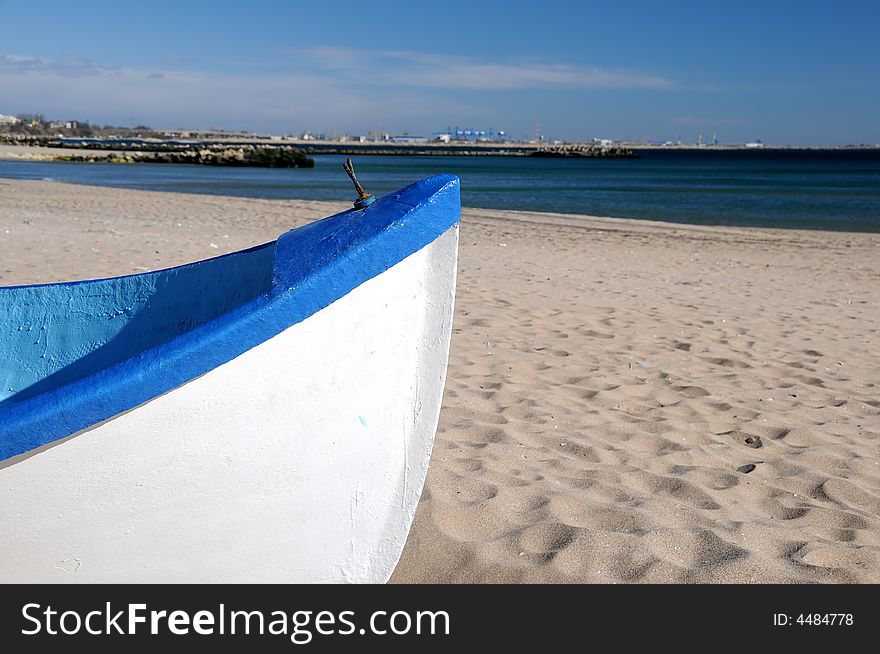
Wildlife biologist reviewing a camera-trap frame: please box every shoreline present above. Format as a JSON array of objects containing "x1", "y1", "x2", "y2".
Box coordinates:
[{"x1": 2, "y1": 177, "x2": 879, "y2": 583}]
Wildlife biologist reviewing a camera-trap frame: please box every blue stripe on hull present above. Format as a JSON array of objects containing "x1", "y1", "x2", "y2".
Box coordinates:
[{"x1": 0, "y1": 175, "x2": 461, "y2": 462}]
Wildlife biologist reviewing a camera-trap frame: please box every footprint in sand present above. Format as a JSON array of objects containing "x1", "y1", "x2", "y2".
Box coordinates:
[
  {"x1": 701, "y1": 356, "x2": 752, "y2": 369},
  {"x1": 516, "y1": 523, "x2": 578, "y2": 562},
  {"x1": 822, "y1": 479, "x2": 880, "y2": 517},
  {"x1": 800, "y1": 546, "x2": 876, "y2": 569},
  {"x1": 721, "y1": 430, "x2": 763, "y2": 449},
  {"x1": 673, "y1": 385, "x2": 710, "y2": 397}
]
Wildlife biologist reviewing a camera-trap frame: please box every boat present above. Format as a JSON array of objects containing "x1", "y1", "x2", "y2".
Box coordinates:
[{"x1": 0, "y1": 170, "x2": 460, "y2": 583}]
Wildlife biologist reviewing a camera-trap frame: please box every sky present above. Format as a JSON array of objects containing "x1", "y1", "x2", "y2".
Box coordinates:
[{"x1": 0, "y1": 0, "x2": 877, "y2": 145}]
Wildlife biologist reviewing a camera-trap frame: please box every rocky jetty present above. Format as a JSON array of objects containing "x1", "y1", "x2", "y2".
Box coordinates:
[
  {"x1": 529, "y1": 143, "x2": 636, "y2": 158},
  {"x1": 56, "y1": 145, "x2": 314, "y2": 168}
]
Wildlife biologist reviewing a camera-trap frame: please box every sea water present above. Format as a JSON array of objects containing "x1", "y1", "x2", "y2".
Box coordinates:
[{"x1": 1, "y1": 150, "x2": 878, "y2": 232}]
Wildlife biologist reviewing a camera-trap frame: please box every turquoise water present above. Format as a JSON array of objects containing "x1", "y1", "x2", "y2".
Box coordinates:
[{"x1": 2, "y1": 150, "x2": 879, "y2": 232}]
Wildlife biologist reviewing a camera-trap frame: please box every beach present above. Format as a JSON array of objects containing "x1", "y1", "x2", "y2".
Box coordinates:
[{"x1": 2, "y1": 177, "x2": 879, "y2": 583}]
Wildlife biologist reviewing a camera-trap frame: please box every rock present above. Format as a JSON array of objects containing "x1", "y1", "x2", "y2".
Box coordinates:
[{"x1": 53, "y1": 145, "x2": 314, "y2": 168}]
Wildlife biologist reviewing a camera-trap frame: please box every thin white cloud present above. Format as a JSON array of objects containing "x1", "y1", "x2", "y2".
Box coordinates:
[
  {"x1": 0, "y1": 48, "x2": 673, "y2": 134},
  {"x1": 0, "y1": 52, "x2": 482, "y2": 131},
  {"x1": 674, "y1": 115, "x2": 741, "y2": 126},
  {"x1": 0, "y1": 53, "x2": 118, "y2": 76},
  {"x1": 297, "y1": 46, "x2": 676, "y2": 91}
]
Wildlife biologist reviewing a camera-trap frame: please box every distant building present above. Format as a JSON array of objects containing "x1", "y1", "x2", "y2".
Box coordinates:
[
  {"x1": 745, "y1": 139, "x2": 764, "y2": 148},
  {"x1": 16, "y1": 113, "x2": 44, "y2": 127},
  {"x1": 0, "y1": 113, "x2": 22, "y2": 125},
  {"x1": 436, "y1": 127, "x2": 503, "y2": 142},
  {"x1": 388, "y1": 135, "x2": 428, "y2": 144}
]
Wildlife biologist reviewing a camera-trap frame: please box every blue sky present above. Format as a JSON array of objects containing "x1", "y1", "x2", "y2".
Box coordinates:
[{"x1": 1, "y1": 0, "x2": 877, "y2": 144}]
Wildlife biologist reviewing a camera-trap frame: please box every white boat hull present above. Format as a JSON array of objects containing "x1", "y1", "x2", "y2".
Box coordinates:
[{"x1": 0, "y1": 226, "x2": 458, "y2": 583}]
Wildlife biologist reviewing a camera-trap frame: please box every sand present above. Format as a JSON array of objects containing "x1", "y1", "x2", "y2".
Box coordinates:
[{"x1": 2, "y1": 176, "x2": 879, "y2": 583}]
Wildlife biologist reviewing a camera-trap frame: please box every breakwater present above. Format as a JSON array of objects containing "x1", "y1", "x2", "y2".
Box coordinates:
[
  {"x1": 0, "y1": 135, "x2": 635, "y2": 158},
  {"x1": 56, "y1": 145, "x2": 314, "y2": 168}
]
